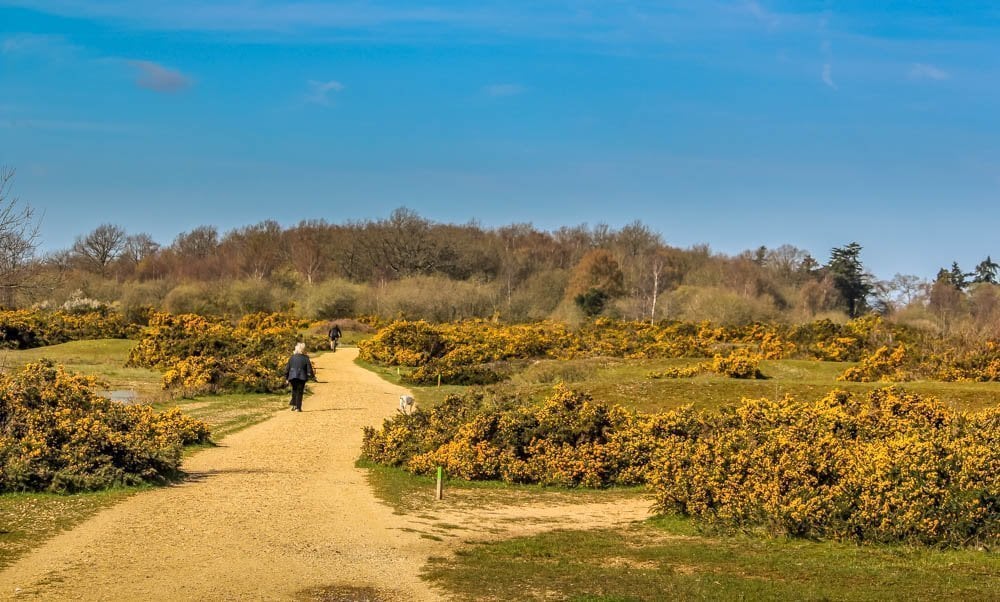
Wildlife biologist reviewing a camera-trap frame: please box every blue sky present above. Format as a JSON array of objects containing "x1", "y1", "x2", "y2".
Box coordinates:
[{"x1": 2, "y1": 1, "x2": 998, "y2": 279}]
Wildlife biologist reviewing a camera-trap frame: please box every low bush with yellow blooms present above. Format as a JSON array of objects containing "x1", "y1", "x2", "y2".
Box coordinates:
[
  {"x1": 127, "y1": 311, "x2": 309, "y2": 395},
  {"x1": 0, "y1": 360, "x2": 210, "y2": 493},
  {"x1": 362, "y1": 384, "x2": 998, "y2": 548}
]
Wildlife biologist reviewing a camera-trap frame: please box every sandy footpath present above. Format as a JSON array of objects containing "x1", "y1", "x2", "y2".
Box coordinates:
[{"x1": 0, "y1": 349, "x2": 651, "y2": 601}]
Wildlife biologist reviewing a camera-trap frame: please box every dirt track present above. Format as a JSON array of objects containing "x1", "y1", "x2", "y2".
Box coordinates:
[{"x1": 0, "y1": 349, "x2": 650, "y2": 600}]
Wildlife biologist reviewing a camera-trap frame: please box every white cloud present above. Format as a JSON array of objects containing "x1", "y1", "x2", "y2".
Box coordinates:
[
  {"x1": 822, "y1": 63, "x2": 836, "y2": 89},
  {"x1": 484, "y1": 83, "x2": 524, "y2": 97},
  {"x1": 909, "y1": 63, "x2": 949, "y2": 81},
  {"x1": 306, "y1": 80, "x2": 345, "y2": 105},
  {"x1": 0, "y1": 118, "x2": 139, "y2": 133},
  {"x1": 0, "y1": 1, "x2": 483, "y2": 34},
  {"x1": 819, "y1": 36, "x2": 836, "y2": 90},
  {"x1": 128, "y1": 60, "x2": 193, "y2": 92},
  {"x1": 745, "y1": 1, "x2": 779, "y2": 29},
  {"x1": 1, "y1": 33, "x2": 79, "y2": 58}
]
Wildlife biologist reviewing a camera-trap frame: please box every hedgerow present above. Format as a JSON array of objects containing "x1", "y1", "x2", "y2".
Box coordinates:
[
  {"x1": 357, "y1": 317, "x2": 889, "y2": 385},
  {"x1": 0, "y1": 361, "x2": 210, "y2": 493}
]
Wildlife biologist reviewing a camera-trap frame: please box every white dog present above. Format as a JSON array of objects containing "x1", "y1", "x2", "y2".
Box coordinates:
[{"x1": 399, "y1": 394, "x2": 415, "y2": 414}]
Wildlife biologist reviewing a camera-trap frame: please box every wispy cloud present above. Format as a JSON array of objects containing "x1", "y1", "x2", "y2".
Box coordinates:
[
  {"x1": 1, "y1": 33, "x2": 79, "y2": 59},
  {"x1": 128, "y1": 60, "x2": 193, "y2": 93},
  {"x1": 744, "y1": 1, "x2": 780, "y2": 29},
  {"x1": 483, "y1": 83, "x2": 524, "y2": 97},
  {"x1": 0, "y1": 118, "x2": 140, "y2": 133},
  {"x1": 306, "y1": 80, "x2": 345, "y2": 105},
  {"x1": 819, "y1": 35, "x2": 836, "y2": 90},
  {"x1": 0, "y1": 1, "x2": 487, "y2": 34},
  {"x1": 909, "y1": 63, "x2": 949, "y2": 81},
  {"x1": 821, "y1": 63, "x2": 836, "y2": 89}
]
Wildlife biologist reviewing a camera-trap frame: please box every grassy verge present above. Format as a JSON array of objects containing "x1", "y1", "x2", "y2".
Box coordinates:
[
  {"x1": 358, "y1": 459, "x2": 646, "y2": 516},
  {"x1": 152, "y1": 392, "x2": 289, "y2": 441},
  {"x1": 425, "y1": 516, "x2": 1000, "y2": 601},
  {"x1": 354, "y1": 358, "x2": 466, "y2": 407}
]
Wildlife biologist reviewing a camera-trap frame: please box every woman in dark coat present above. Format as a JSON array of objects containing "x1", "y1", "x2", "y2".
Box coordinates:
[{"x1": 284, "y1": 342, "x2": 316, "y2": 411}]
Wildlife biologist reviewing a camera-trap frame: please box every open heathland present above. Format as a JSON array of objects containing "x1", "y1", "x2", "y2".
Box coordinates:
[
  {"x1": 359, "y1": 317, "x2": 1000, "y2": 551},
  {"x1": 1, "y1": 312, "x2": 998, "y2": 599}
]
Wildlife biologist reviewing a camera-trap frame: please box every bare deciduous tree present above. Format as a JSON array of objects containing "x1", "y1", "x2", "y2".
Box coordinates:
[
  {"x1": 223, "y1": 220, "x2": 286, "y2": 280},
  {"x1": 287, "y1": 219, "x2": 332, "y2": 284},
  {"x1": 72, "y1": 223, "x2": 127, "y2": 276},
  {"x1": 0, "y1": 167, "x2": 43, "y2": 307},
  {"x1": 122, "y1": 233, "x2": 160, "y2": 265}
]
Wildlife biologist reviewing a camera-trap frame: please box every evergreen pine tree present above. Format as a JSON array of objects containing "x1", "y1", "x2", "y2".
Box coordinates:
[{"x1": 827, "y1": 242, "x2": 873, "y2": 318}]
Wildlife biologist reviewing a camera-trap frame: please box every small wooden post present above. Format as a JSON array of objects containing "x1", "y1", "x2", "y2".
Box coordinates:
[
  {"x1": 437, "y1": 373, "x2": 442, "y2": 387},
  {"x1": 435, "y1": 466, "x2": 444, "y2": 501}
]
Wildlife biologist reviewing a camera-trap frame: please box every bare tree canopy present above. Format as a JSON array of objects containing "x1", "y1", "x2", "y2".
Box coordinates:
[
  {"x1": 71, "y1": 223, "x2": 127, "y2": 276},
  {"x1": 0, "y1": 167, "x2": 42, "y2": 306}
]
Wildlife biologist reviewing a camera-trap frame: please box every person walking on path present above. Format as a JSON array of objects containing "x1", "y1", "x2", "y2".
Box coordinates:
[
  {"x1": 328, "y1": 323, "x2": 342, "y2": 351},
  {"x1": 284, "y1": 342, "x2": 316, "y2": 411}
]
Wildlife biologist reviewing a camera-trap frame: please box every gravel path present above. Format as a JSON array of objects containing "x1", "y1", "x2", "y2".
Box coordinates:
[
  {"x1": 0, "y1": 349, "x2": 651, "y2": 601},
  {"x1": 0, "y1": 349, "x2": 441, "y2": 601}
]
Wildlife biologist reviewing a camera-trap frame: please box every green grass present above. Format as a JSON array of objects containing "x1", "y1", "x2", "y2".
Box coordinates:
[
  {"x1": 544, "y1": 357, "x2": 1000, "y2": 413},
  {"x1": 0, "y1": 339, "x2": 164, "y2": 401},
  {"x1": 151, "y1": 392, "x2": 289, "y2": 440},
  {"x1": 358, "y1": 458, "x2": 645, "y2": 516},
  {"x1": 362, "y1": 355, "x2": 1000, "y2": 414},
  {"x1": 354, "y1": 358, "x2": 467, "y2": 407},
  {"x1": 425, "y1": 516, "x2": 1000, "y2": 601}
]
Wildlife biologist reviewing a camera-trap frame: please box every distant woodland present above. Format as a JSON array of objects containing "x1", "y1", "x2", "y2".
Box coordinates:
[{"x1": 1, "y1": 169, "x2": 998, "y2": 334}]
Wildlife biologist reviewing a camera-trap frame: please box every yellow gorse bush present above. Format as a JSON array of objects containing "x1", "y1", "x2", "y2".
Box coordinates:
[
  {"x1": 650, "y1": 388, "x2": 998, "y2": 547},
  {"x1": 360, "y1": 315, "x2": 1000, "y2": 385},
  {"x1": 127, "y1": 311, "x2": 309, "y2": 395},
  {"x1": 362, "y1": 384, "x2": 998, "y2": 547},
  {"x1": 839, "y1": 344, "x2": 909, "y2": 382},
  {"x1": 359, "y1": 319, "x2": 804, "y2": 385},
  {"x1": 648, "y1": 350, "x2": 763, "y2": 380},
  {"x1": 0, "y1": 309, "x2": 137, "y2": 349},
  {"x1": 0, "y1": 360, "x2": 210, "y2": 493}
]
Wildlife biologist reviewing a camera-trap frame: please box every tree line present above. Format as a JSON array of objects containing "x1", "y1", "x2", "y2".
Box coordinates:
[{"x1": 2, "y1": 168, "x2": 999, "y2": 334}]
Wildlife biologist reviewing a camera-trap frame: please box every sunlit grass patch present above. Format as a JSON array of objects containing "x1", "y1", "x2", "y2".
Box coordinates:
[
  {"x1": 424, "y1": 516, "x2": 1000, "y2": 601},
  {"x1": 0, "y1": 339, "x2": 163, "y2": 401},
  {"x1": 360, "y1": 354, "x2": 1000, "y2": 414},
  {"x1": 357, "y1": 458, "x2": 645, "y2": 516}
]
